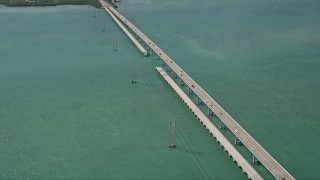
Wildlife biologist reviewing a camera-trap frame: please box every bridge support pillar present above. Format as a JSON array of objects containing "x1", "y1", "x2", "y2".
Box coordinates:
[
  {"x1": 166, "y1": 65, "x2": 171, "y2": 73},
  {"x1": 180, "y1": 79, "x2": 185, "y2": 86},
  {"x1": 188, "y1": 87, "x2": 194, "y2": 95},
  {"x1": 235, "y1": 137, "x2": 242, "y2": 145},
  {"x1": 161, "y1": 60, "x2": 165, "y2": 66},
  {"x1": 208, "y1": 108, "x2": 214, "y2": 116},
  {"x1": 220, "y1": 121, "x2": 227, "y2": 129},
  {"x1": 173, "y1": 73, "x2": 178, "y2": 79},
  {"x1": 252, "y1": 156, "x2": 260, "y2": 164},
  {"x1": 197, "y1": 97, "x2": 203, "y2": 105}
]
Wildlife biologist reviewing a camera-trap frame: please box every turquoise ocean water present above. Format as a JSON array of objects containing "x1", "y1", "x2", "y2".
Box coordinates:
[{"x1": 1, "y1": 0, "x2": 320, "y2": 179}]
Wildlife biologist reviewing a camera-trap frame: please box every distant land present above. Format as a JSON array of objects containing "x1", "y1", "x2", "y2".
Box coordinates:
[{"x1": 0, "y1": 0, "x2": 116, "y2": 8}]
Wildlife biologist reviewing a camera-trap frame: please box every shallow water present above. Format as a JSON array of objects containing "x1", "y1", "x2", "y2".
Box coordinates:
[
  {"x1": 118, "y1": 0, "x2": 320, "y2": 178},
  {"x1": 1, "y1": 0, "x2": 320, "y2": 179}
]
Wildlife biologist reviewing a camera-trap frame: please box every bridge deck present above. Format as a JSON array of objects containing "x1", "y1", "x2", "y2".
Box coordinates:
[{"x1": 100, "y1": 1, "x2": 294, "y2": 179}]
